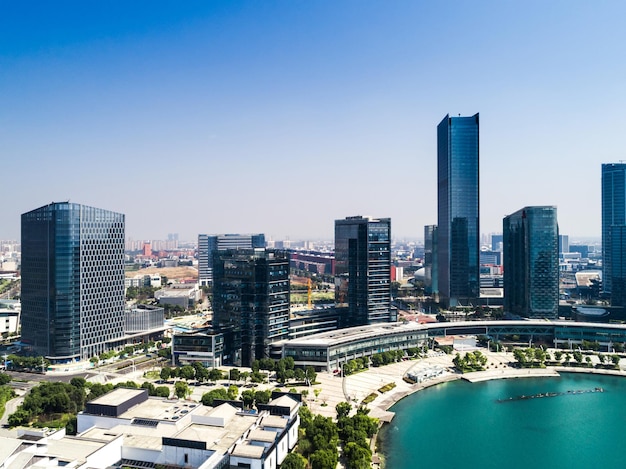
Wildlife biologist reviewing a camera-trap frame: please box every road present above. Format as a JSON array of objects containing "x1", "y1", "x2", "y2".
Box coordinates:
[{"x1": 0, "y1": 395, "x2": 24, "y2": 427}]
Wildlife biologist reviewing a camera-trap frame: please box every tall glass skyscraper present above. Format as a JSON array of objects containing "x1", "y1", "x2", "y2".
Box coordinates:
[
  {"x1": 602, "y1": 163, "x2": 626, "y2": 295},
  {"x1": 335, "y1": 216, "x2": 393, "y2": 327},
  {"x1": 423, "y1": 225, "x2": 438, "y2": 296},
  {"x1": 212, "y1": 248, "x2": 289, "y2": 367},
  {"x1": 503, "y1": 206, "x2": 559, "y2": 318},
  {"x1": 21, "y1": 202, "x2": 125, "y2": 361},
  {"x1": 437, "y1": 113, "x2": 480, "y2": 307},
  {"x1": 610, "y1": 225, "x2": 626, "y2": 307}
]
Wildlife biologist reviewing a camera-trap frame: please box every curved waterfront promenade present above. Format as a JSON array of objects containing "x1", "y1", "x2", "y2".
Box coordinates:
[{"x1": 306, "y1": 349, "x2": 626, "y2": 422}]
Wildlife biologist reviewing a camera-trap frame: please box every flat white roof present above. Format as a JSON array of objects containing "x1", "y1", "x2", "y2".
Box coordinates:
[
  {"x1": 89, "y1": 387, "x2": 145, "y2": 407},
  {"x1": 232, "y1": 443, "x2": 265, "y2": 459}
]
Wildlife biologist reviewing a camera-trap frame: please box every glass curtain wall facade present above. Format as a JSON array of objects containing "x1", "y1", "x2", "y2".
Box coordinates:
[
  {"x1": 437, "y1": 113, "x2": 480, "y2": 307},
  {"x1": 335, "y1": 216, "x2": 392, "y2": 327},
  {"x1": 21, "y1": 202, "x2": 125, "y2": 361},
  {"x1": 423, "y1": 225, "x2": 438, "y2": 296},
  {"x1": 212, "y1": 248, "x2": 289, "y2": 367},
  {"x1": 503, "y1": 206, "x2": 559, "y2": 318},
  {"x1": 197, "y1": 233, "x2": 265, "y2": 286},
  {"x1": 602, "y1": 163, "x2": 626, "y2": 295},
  {"x1": 610, "y1": 225, "x2": 626, "y2": 307}
]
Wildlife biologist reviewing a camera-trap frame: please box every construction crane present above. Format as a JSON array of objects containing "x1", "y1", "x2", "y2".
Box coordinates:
[{"x1": 307, "y1": 278, "x2": 312, "y2": 309}]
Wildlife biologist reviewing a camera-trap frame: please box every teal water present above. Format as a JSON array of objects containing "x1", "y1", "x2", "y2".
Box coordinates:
[{"x1": 380, "y1": 373, "x2": 626, "y2": 468}]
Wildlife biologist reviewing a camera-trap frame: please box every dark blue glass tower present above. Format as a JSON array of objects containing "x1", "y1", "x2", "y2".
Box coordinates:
[
  {"x1": 212, "y1": 248, "x2": 289, "y2": 367},
  {"x1": 335, "y1": 216, "x2": 392, "y2": 327},
  {"x1": 503, "y1": 206, "x2": 559, "y2": 318},
  {"x1": 610, "y1": 225, "x2": 626, "y2": 307},
  {"x1": 21, "y1": 202, "x2": 125, "y2": 361},
  {"x1": 602, "y1": 163, "x2": 626, "y2": 296},
  {"x1": 437, "y1": 114, "x2": 479, "y2": 307}
]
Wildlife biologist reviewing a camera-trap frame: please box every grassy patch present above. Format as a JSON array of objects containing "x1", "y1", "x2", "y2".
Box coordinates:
[
  {"x1": 361, "y1": 393, "x2": 378, "y2": 405},
  {"x1": 378, "y1": 382, "x2": 397, "y2": 393}
]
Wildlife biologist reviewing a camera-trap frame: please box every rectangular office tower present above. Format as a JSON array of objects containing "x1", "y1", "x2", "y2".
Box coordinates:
[
  {"x1": 423, "y1": 225, "x2": 438, "y2": 296},
  {"x1": 212, "y1": 248, "x2": 289, "y2": 367},
  {"x1": 602, "y1": 163, "x2": 626, "y2": 296},
  {"x1": 437, "y1": 113, "x2": 480, "y2": 307},
  {"x1": 610, "y1": 225, "x2": 626, "y2": 307},
  {"x1": 197, "y1": 233, "x2": 265, "y2": 286},
  {"x1": 503, "y1": 206, "x2": 559, "y2": 318},
  {"x1": 335, "y1": 216, "x2": 393, "y2": 327},
  {"x1": 21, "y1": 202, "x2": 125, "y2": 361}
]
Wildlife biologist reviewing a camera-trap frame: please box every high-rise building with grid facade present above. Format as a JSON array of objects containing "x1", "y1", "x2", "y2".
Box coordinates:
[
  {"x1": 335, "y1": 216, "x2": 393, "y2": 327},
  {"x1": 424, "y1": 225, "x2": 438, "y2": 296},
  {"x1": 602, "y1": 163, "x2": 626, "y2": 296},
  {"x1": 21, "y1": 202, "x2": 125, "y2": 361},
  {"x1": 503, "y1": 206, "x2": 559, "y2": 318},
  {"x1": 609, "y1": 225, "x2": 626, "y2": 307},
  {"x1": 437, "y1": 113, "x2": 480, "y2": 307},
  {"x1": 197, "y1": 233, "x2": 265, "y2": 286}
]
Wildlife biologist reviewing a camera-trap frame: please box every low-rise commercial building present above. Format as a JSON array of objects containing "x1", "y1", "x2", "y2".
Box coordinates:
[
  {"x1": 72, "y1": 387, "x2": 301, "y2": 469},
  {"x1": 172, "y1": 329, "x2": 224, "y2": 367}
]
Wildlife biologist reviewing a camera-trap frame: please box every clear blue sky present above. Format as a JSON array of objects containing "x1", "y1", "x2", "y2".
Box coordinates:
[{"x1": 2, "y1": 1, "x2": 624, "y2": 242}]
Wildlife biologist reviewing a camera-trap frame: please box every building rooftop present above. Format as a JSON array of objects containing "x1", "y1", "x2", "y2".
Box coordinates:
[
  {"x1": 268, "y1": 395, "x2": 299, "y2": 412},
  {"x1": 281, "y1": 321, "x2": 428, "y2": 348},
  {"x1": 231, "y1": 443, "x2": 265, "y2": 459},
  {"x1": 260, "y1": 415, "x2": 288, "y2": 429},
  {"x1": 88, "y1": 387, "x2": 145, "y2": 407},
  {"x1": 173, "y1": 412, "x2": 258, "y2": 454},
  {"x1": 45, "y1": 437, "x2": 107, "y2": 462},
  {"x1": 0, "y1": 436, "x2": 23, "y2": 464},
  {"x1": 248, "y1": 428, "x2": 277, "y2": 443}
]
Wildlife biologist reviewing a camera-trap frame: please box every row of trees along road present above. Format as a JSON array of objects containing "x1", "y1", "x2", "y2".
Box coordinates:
[{"x1": 160, "y1": 358, "x2": 317, "y2": 386}]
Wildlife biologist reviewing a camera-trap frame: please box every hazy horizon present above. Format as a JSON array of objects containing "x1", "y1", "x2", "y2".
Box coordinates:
[{"x1": 2, "y1": 1, "x2": 624, "y2": 242}]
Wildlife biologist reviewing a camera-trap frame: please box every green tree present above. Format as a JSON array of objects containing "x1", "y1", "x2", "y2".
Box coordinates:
[
  {"x1": 174, "y1": 381, "x2": 189, "y2": 399},
  {"x1": 179, "y1": 364, "x2": 196, "y2": 381},
  {"x1": 70, "y1": 377, "x2": 87, "y2": 389},
  {"x1": 8, "y1": 409, "x2": 31, "y2": 427},
  {"x1": 611, "y1": 354, "x2": 621, "y2": 368},
  {"x1": 254, "y1": 389, "x2": 272, "y2": 405},
  {"x1": 201, "y1": 388, "x2": 229, "y2": 406},
  {"x1": 309, "y1": 449, "x2": 338, "y2": 469},
  {"x1": 241, "y1": 390, "x2": 255, "y2": 408},
  {"x1": 305, "y1": 366, "x2": 317, "y2": 385},
  {"x1": 160, "y1": 366, "x2": 171, "y2": 381},
  {"x1": 227, "y1": 385, "x2": 239, "y2": 401},
  {"x1": 88, "y1": 383, "x2": 114, "y2": 400},
  {"x1": 229, "y1": 368, "x2": 241, "y2": 382},
  {"x1": 344, "y1": 441, "x2": 372, "y2": 469},
  {"x1": 193, "y1": 362, "x2": 209, "y2": 382},
  {"x1": 280, "y1": 452, "x2": 307, "y2": 469},
  {"x1": 155, "y1": 386, "x2": 170, "y2": 398},
  {"x1": 336, "y1": 402, "x2": 352, "y2": 419},
  {"x1": 141, "y1": 382, "x2": 156, "y2": 395},
  {"x1": 208, "y1": 368, "x2": 224, "y2": 382},
  {"x1": 573, "y1": 350, "x2": 583, "y2": 365}
]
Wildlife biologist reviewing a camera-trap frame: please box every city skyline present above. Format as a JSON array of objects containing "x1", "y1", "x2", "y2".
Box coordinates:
[{"x1": 3, "y1": 2, "x2": 625, "y2": 241}]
